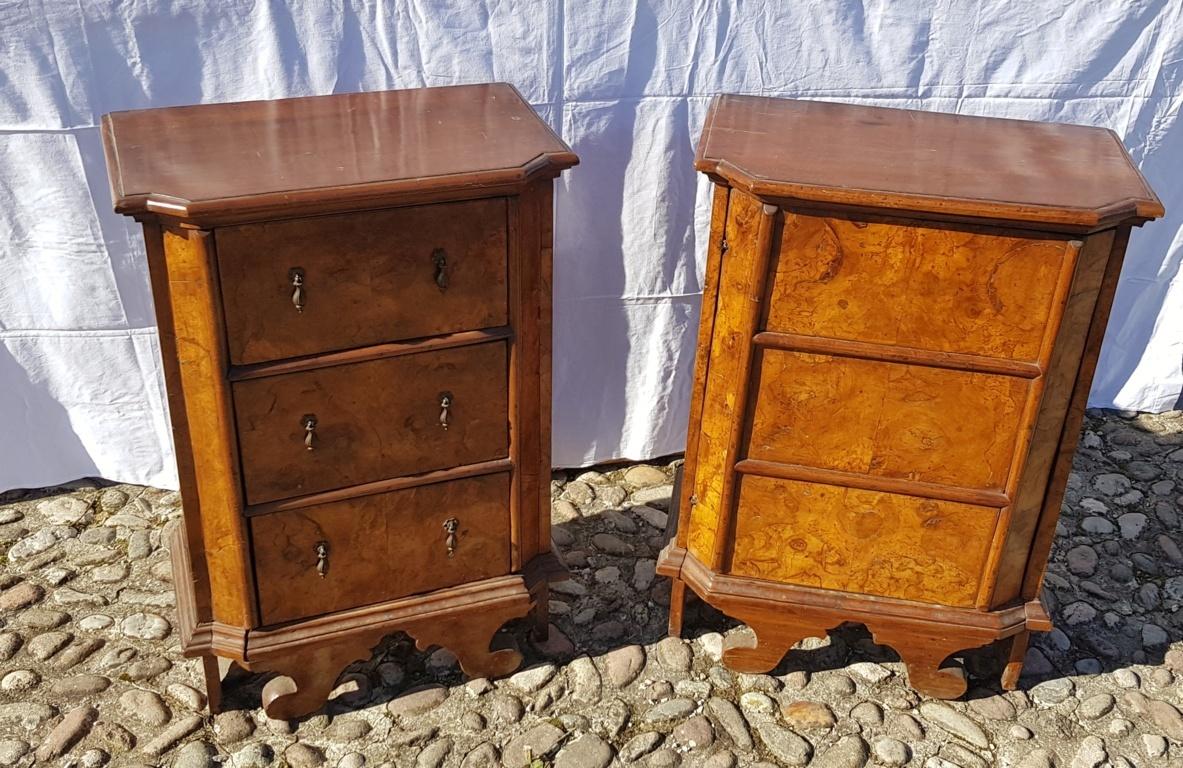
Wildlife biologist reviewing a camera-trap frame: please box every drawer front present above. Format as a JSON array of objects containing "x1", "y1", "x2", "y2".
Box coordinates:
[
  {"x1": 234, "y1": 342, "x2": 508, "y2": 505},
  {"x1": 748, "y1": 349, "x2": 1028, "y2": 491},
  {"x1": 251, "y1": 473, "x2": 510, "y2": 624},
  {"x1": 766, "y1": 214, "x2": 1070, "y2": 361},
  {"x1": 218, "y1": 198, "x2": 508, "y2": 365},
  {"x1": 730, "y1": 475, "x2": 997, "y2": 607}
]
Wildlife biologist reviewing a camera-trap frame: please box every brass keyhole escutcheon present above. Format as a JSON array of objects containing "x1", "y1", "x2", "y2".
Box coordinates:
[
  {"x1": 443, "y1": 518, "x2": 459, "y2": 558},
  {"x1": 289, "y1": 267, "x2": 306, "y2": 313},
  {"x1": 314, "y1": 541, "x2": 329, "y2": 578},
  {"x1": 439, "y1": 392, "x2": 453, "y2": 431},
  {"x1": 302, "y1": 414, "x2": 318, "y2": 450},
  {"x1": 432, "y1": 248, "x2": 448, "y2": 292}
]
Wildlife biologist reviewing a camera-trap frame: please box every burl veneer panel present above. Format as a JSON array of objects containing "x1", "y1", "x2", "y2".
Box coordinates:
[
  {"x1": 730, "y1": 474, "x2": 998, "y2": 607},
  {"x1": 766, "y1": 214, "x2": 1070, "y2": 361},
  {"x1": 748, "y1": 349, "x2": 1029, "y2": 491}
]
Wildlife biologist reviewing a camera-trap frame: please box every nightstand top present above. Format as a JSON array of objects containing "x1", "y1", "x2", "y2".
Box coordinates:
[
  {"x1": 696, "y1": 94, "x2": 1163, "y2": 232},
  {"x1": 102, "y1": 83, "x2": 577, "y2": 223}
]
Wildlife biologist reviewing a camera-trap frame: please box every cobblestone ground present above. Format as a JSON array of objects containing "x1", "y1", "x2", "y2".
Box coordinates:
[{"x1": 0, "y1": 410, "x2": 1181, "y2": 768}]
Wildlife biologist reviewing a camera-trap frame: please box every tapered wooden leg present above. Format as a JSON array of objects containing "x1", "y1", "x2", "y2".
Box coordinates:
[
  {"x1": 722, "y1": 618, "x2": 835, "y2": 674},
  {"x1": 201, "y1": 655, "x2": 224, "y2": 714},
  {"x1": 258, "y1": 643, "x2": 368, "y2": 720},
  {"x1": 529, "y1": 582, "x2": 550, "y2": 643},
  {"x1": 668, "y1": 579, "x2": 687, "y2": 638},
  {"x1": 870, "y1": 626, "x2": 986, "y2": 700},
  {"x1": 999, "y1": 631, "x2": 1030, "y2": 690}
]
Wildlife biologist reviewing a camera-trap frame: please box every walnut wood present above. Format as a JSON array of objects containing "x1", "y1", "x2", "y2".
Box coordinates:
[
  {"x1": 156, "y1": 227, "x2": 256, "y2": 630},
  {"x1": 695, "y1": 95, "x2": 1162, "y2": 232},
  {"x1": 228, "y1": 327, "x2": 513, "y2": 382},
  {"x1": 102, "y1": 83, "x2": 578, "y2": 224},
  {"x1": 107, "y1": 85, "x2": 575, "y2": 716},
  {"x1": 665, "y1": 94, "x2": 1163, "y2": 699},
  {"x1": 217, "y1": 198, "x2": 509, "y2": 364},
  {"x1": 251, "y1": 473, "x2": 511, "y2": 625},
  {"x1": 234, "y1": 341, "x2": 508, "y2": 504}
]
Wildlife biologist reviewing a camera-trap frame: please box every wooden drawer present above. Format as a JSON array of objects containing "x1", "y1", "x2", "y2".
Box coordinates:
[
  {"x1": 748, "y1": 349, "x2": 1028, "y2": 491},
  {"x1": 251, "y1": 473, "x2": 511, "y2": 624},
  {"x1": 765, "y1": 213, "x2": 1071, "y2": 361},
  {"x1": 218, "y1": 198, "x2": 508, "y2": 365},
  {"x1": 730, "y1": 475, "x2": 998, "y2": 607},
  {"x1": 234, "y1": 342, "x2": 508, "y2": 505}
]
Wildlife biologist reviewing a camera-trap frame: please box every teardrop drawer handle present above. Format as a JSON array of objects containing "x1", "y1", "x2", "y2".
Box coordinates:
[
  {"x1": 432, "y1": 249, "x2": 448, "y2": 292},
  {"x1": 439, "y1": 392, "x2": 453, "y2": 431},
  {"x1": 443, "y1": 518, "x2": 459, "y2": 557},
  {"x1": 302, "y1": 414, "x2": 318, "y2": 450},
  {"x1": 314, "y1": 540, "x2": 329, "y2": 578},
  {"x1": 290, "y1": 267, "x2": 306, "y2": 313}
]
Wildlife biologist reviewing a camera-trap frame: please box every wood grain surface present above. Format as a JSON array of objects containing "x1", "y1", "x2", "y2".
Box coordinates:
[
  {"x1": 102, "y1": 83, "x2": 578, "y2": 222},
  {"x1": 234, "y1": 342, "x2": 508, "y2": 505},
  {"x1": 695, "y1": 95, "x2": 1163, "y2": 231},
  {"x1": 765, "y1": 213, "x2": 1069, "y2": 361},
  {"x1": 684, "y1": 192, "x2": 776, "y2": 567},
  {"x1": 251, "y1": 472, "x2": 511, "y2": 625},
  {"x1": 217, "y1": 198, "x2": 508, "y2": 365},
  {"x1": 747, "y1": 349, "x2": 1029, "y2": 491},
  {"x1": 729, "y1": 475, "x2": 998, "y2": 607}
]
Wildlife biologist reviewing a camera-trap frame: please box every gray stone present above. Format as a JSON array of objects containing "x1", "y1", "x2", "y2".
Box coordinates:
[
  {"x1": 1081, "y1": 516, "x2": 1115, "y2": 535},
  {"x1": 416, "y1": 739, "x2": 452, "y2": 768},
  {"x1": 338, "y1": 754, "x2": 365, "y2": 768},
  {"x1": 173, "y1": 741, "x2": 215, "y2": 768},
  {"x1": 230, "y1": 742, "x2": 274, "y2": 767},
  {"x1": 850, "y1": 701, "x2": 884, "y2": 726},
  {"x1": 644, "y1": 698, "x2": 696, "y2": 723},
  {"x1": 918, "y1": 702, "x2": 990, "y2": 749},
  {"x1": 35, "y1": 705, "x2": 96, "y2": 762},
  {"x1": 753, "y1": 721, "x2": 813, "y2": 766},
  {"x1": 38, "y1": 496, "x2": 93, "y2": 526},
  {"x1": 1094, "y1": 473, "x2": 1131, "y2": 496},
  {"x1": 1114, "y1": 668, "x2": 1140, "y2": 688},
  {"x1": 1066, "y1": 545, "x2": 1098, "y2": 576},
  {"x1": 625, "y1": 465, "x2": 668, "y2": 487},
  {"x1": 633, "y1": 559, "x2": 657, "y2": 591},
  {"x1": 1062, "y1": 601, "x2": 1097, "y2": 625},
  {"x1": 848, "y1": 662, "x2": 891, "y2": 683},
  {"x1": 968, "y1": 694, "x2": 1015, "y2": 721},
  {"x1": 702, "y1": 751, "x2": 736, "y2": 768},
  {"x1": 1142, "y1": 734, "x2": 1167, "y2": 758},
  {"x1": 0, "y1": 740, "x2": 27, "y2": 768},
  {"x1": 554, "y1": 734, "x2": 612, "y2": 768},
  {"x1": 213, "y1": 710, "x2": 255, "y2": 744},
  {"x1": 9, "y1": 530, "x2": 58, "y2": 560},
  {"x1": 1079, "y1": 693, "x2": 1115, "y2": 720},
  {"x1": 1031, "y1": 677, "x2": 1075, "y2": 706},
  {"x1": 119, "y1": 689, "x2": 170, "y2": 726},
  {"x1": 1070, "y1": 736, "x2": 1106, "y2": 768},
  {"x1": 1122, "y1": 691, "x2": 1183, "y2": 741},
  {"x1": 0, "y1": 581, "x2": 43, "y2": 609},
  {"x1": 1119, "y1": 512, "x2": 1148, "y2": 539},
  {"x1": 645, "y1": 749, "x2": 680, "y2": 767},
  {"x1": 568, "y1": 655, "x2": 602, "y2": 704},
  {"x1": 461, "y1": 743, "x2": 499, "y2": 768},
  {"x1": 1016, "y1": 748, "x2": 1055, "y2": 768},
  {"x1": 630, "y1": 485, "x2": 673, "y2": 506},
  {"x1": 0, "y1": 702, "x2": 56, "y2": 731},
  {"x1": 739, "y1": 691, "x2": 776, "y2": 717},
  {"x1": 167, "y1": 683, "x2": 205, "y2": 711},
  {"x1": 656, "y1": 636, "x2": 692, "y2": 671},
  {"x1": 872, "y1": 738, "x2": 910, "y2": 767},
  {"x1": 500, "y1": 723, "x2": 565, "y2": 767},
  {"x1": 813, "y1": 736, "x2": 869, "y2": 768},
  {"x1": 509, "y1": 663, "x2": 556, "y2": 693},
  {"x1": 591, "y1": 533, "x2": 632, "y2": 555},
  {"x1": 0, "y1": 634, "x2": 20, "y2": 660},
  {"x1": 284, "y1": 743, "x2": 326, "y2": 768},
  {"x1": 634, "y1": 506, "x2": 668, "y2": 530},
  {"x1": 1142, "y1": 623, "x2": 1169, "y2": 647},
  {"x1": 605, "y1": 645, "x2": 646, "y2": 687},
  {"x1": 0, "y1": 669, "x2": 38, "y2": 692},
  {"x1": 387, "y1": 685, "x2": 447, "y2": 717},
  {"x1": 120, "y1": 612, "x2": 171, "y2": 640},
  {"x1": 50, "y1": 674, "x2": 110, "y2": 697},
  {"x1": 140, "y1": 714, "x2": 203, "y2": 757},
  {"x1": 621, "y1": 732, "x2": 663, "y2": 762},
  {"x1": 707, "y1": 697, "x2": 753, "y2": 750},
  {"x1": 672, "y1": 715, "x2": 714, "y2": 750},
  {"x1": 490, "y1": 694, "x2": 524, "y2": 724}
]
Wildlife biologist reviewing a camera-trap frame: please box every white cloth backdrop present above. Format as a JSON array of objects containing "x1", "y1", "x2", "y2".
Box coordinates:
[{"x1": 2, "y1": 1, "x2": 1182, "y2": 492}]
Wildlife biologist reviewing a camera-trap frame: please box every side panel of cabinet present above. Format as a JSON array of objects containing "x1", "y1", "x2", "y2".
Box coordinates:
[{"x1": 154, "y1": 225, "x2": 256, "y2": 633}]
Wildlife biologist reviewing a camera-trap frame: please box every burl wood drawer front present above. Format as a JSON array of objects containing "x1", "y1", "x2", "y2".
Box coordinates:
[
  {"x1": 730, "y1": 475, "x2": 998, "y2": 607},
  {"x1": 251, "y1": 473, "x2": 511, "y2": 625},
  {"x1": 218, "y1": 198, "x2": 508, "y2": 365},
  {"x1": 748, "y1": 349, "x2": 1028, "y2": 491},
  {"x1": 234, "y1": 342, "x2": 508, "y2": 505},
  {"x1": 765, "y1": 214, "x2": 1070, "y2": 361}
]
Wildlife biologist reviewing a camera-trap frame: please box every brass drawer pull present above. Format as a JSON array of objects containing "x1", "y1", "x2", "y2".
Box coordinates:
[
  {"x1": 289, "y1": 267, "x2": 306, "y2": 313},
  {"x1": 302, "y1": 414, "x2": 318, "y2": 450},
  {"x1": 432, "y1": 248, "x2": 448, "y2": 291},
  {"x1": 443, "y1": 518, "x2": 459, "y2": 557},
  {"x1": 314, "y1": 541, "x2": 329, "y2": 577},
  {"x1": 439, "y1": 392, "x2": 453, "y2": 430}
]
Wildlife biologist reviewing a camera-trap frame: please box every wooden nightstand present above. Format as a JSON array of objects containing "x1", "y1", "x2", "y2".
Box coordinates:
[
  {"x1": 658, "y1": 95, "x2": 1162, "y2": 698},
  {"x1": 102, "y1": 84, "x2": 577, "y2": 718}
]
